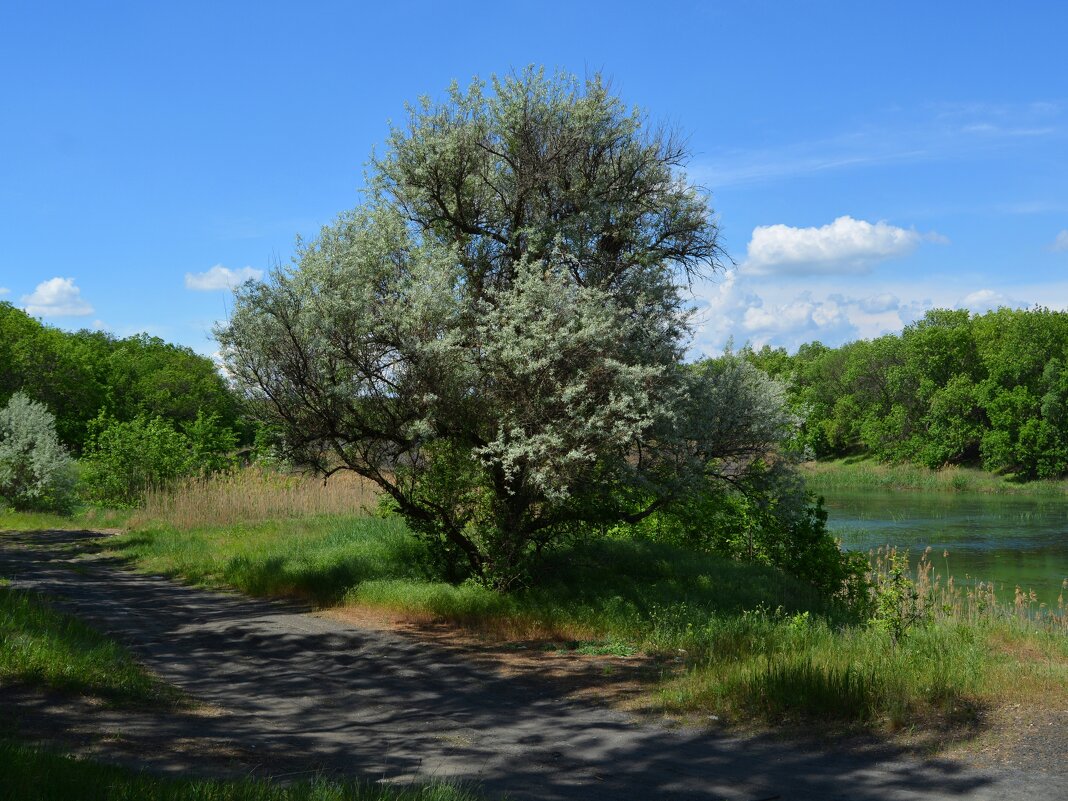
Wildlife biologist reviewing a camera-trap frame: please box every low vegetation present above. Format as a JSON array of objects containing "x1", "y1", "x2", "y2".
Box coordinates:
[
  {"x1": 0, "y1": 581, "x2": 176, "y2": 706},
  {"x1": 109, "y1": 481, "x2": 1067, "y2": 731},
  {"x1": 0, "y1": 393, "x2": 77, "y2": 514},
  {"x1": 801, "y1": 458, "x2": 1068, "y2": 496},
  {"x1": 78, "y1": 411, "x2": 239, "y2": 508},
  {"x1": 0, "y1": 741, "x2": 477, "y2": 801},
  {"x1": 0, "y1": 506, "x2": 128, "y2": 532}
]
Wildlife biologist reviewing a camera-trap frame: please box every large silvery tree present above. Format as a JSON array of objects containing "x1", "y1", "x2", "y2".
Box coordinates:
[{"x1": 220, "y1": 69, "x2": 765, "y2": 588}]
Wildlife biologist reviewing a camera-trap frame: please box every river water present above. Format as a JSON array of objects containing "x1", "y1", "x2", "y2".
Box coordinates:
[{"x1": 822, "y1": 490, "x2": 1068, "y2": 608}]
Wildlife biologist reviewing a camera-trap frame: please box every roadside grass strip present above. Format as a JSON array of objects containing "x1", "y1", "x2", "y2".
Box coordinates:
[
  {"x1": 0, "y1": 741, "x2": 480, "y2": 801},
  {"x1": 0, "y1": 583, "x2": 177, "y2": 706}
]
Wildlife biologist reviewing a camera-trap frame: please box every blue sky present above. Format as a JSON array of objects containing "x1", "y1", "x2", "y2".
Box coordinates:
[{"x1": 2, "y1": 0, "x2": 1067, "y2": 358}]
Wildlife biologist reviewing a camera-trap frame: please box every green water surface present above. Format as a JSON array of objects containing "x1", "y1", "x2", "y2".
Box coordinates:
[{"x1": 823, "y1": 490, "x2": 1068, "y2": 608}]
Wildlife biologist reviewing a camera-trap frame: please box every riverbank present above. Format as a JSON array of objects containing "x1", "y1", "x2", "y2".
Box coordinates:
[{"x1": 801, "y1": 459, "x2": 1068, "y2": 496}]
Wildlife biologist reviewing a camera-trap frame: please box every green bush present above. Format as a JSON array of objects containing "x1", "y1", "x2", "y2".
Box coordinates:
[
  {"x1": 637, "y1": 474, "x2": 865, "y2": 601},
  {"x1": 0, "y1": 392, "x2": 76, "y2": 513},
  {"x1": 79, "y1": 411, "x2": 237, "y2": 508}
]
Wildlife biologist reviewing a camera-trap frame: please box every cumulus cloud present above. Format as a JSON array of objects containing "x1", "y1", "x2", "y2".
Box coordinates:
[
  {"x1": 0, "y1": 287, "x2": 9, "y2": 297},
  {"x1": 21, "y1": 277, "x2": 94, "y2": 317},
  {"x1": 856, "y1": 292, "x2": 901, "y2": 314},
  {"x1": 743, "y1": 216, "x2": 942, "y2": 276},
  {"x1": 690, "y1": 270, "x2": 763, "y2": 349},
  {"x1": 185, "y1": 265, "x2": 263, "y2": 291},
  {"x1": 739, "y1": 292, "x2": 856, "y2": 346},
  {"x1": 689, "y1": 271, "x2": 949, "y2": 355},
  {"x1": 691, "y1": 255, "x2": 1065, "y2": 356},
  {"x1": 1051, "y1": 230, "x2": 1068, "y2": 252},
  {"x1": 956, "y1": 289, "x2": 1026, "y2": 314}
]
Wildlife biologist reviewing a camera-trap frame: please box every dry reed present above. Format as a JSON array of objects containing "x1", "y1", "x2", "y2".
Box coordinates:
[
  {"x1": 868, "y1": 545, "x2": 1068, "y2": 634},
  {"x1": 131, "y1": 468, "x2": 380, "y2": 529}
]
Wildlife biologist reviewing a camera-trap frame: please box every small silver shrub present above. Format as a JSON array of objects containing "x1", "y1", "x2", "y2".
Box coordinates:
[{"x1": 0, "y1": 392, "x2": 77, "y2": 513}]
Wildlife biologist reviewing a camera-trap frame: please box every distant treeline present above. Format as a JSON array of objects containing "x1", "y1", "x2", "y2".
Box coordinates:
[
  {"x1": 746, "y1": 307, "x2": 1068, "y2": 479},
  {"x1": 0, "y1": 301, "x2": 241, "y2": 453}
]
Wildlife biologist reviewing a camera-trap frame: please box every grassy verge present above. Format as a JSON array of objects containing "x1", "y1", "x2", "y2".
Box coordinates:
[
  {"x1": 0, "y1": 506, "x2": 131, "y2": 533},
  {"x1": 0, "y1": 581, "x2": 176, "y2": 706},
  {"x1": 0, "y1": 741, "x2": 478, "y2": 801},
  {"x1": 106, "y1": 510, "x2": 1068, "y2": 733},
  {"x1": 110, "y1": 515, "x2": 836, "y2": 632},
  {"x1": 801, "y1": 458, "x2": 1068, "y2": 496}
]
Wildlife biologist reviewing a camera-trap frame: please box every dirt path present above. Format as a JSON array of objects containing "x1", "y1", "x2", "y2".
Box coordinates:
[{"x1": 1, "y1": 530, "x2": 1063, "y2": 800}]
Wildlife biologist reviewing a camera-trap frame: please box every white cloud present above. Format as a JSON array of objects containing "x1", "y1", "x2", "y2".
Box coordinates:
[
  {"x1": 690, "y1": 272, "x2": 947, "y2": 355},
  {"x1": 856, "y1": 292, "x2": 901, "y2": 314},
  {"x1": 742, "y1": 216, "x2": 940, "y2": 276},
  {"x1": 21, "y1": 277, "x2": 94, "y2": 317},
  {"x1": 690, "y1": 256, "x2": 1068, "y2": 358},
  {"x1": 185, "y1": 265, "x2": 263, "y2": 291},
  {"x1": 956, "y1": 289, "x2": 1025, "y2": 314},
  {"x1": 739, "y1": 292, "x2": 856, "y2": 347},
  {"x1": 1051, "y1": 230, "x2": 1068, "y2": 252},
  {"x1": 691, "y1": 271, "x2": 864, "y2": 353},
  {"x1": 0, "y1": 287, "x2": 9, "y2": 297}
]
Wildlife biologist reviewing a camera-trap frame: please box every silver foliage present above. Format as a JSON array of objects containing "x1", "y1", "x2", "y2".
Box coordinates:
[{"x1": 0, "y1": 392, "x2": 76, "y2": 512}]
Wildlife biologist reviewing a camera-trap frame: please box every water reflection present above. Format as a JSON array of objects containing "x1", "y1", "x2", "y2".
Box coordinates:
[{"x1": 822, "y1": 490, "x2": 1068, "y2": 607}]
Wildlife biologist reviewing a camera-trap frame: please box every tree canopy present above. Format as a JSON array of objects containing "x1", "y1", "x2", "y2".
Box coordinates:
[
  {"x1": 0, "y1": 302, "x2": 242, "y2": 453},
  {"x1": 219, "y1": 69, "x2": 794, "y2": 588},
  {"x1": 746, "y1": 306, "x2": 1068, "y2": 479}
]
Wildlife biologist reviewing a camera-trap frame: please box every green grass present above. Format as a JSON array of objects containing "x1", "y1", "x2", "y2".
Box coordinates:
[
  {"x1": 801, "y1": 458, "x2": 1068, "y2": 496},
  {"x1": 108, "y1": 516, "x2": 836, "y2": 638},
  {"x1": 111, "y1": 516, "x2": 434, "y2": 606},
  {"x1": 104, "y1": 514, "x2": 1068, "y2": 731},
  {"x1": 0, "y1": 583, "x2": 177, "y2": 706},
  {"x1": 660, "y1": 614, "x2": 986, "y2": 725},
  {"x1": 0, "y1": 506, "x2": 132, "y2": 533},
  {"x1": 0, "y1": 741, "x2": 479, "y2": 801}
]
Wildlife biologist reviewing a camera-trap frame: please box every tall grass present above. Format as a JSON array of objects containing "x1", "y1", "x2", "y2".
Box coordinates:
[
  {"x1": 0, "y1": 583, "x2": 178, "y2": 706},
  {"x1": 801, "y1": 458, "x2": 1068, "y2": 496},
  {"x1": 658, "y1": 547, "x2": 1067, "y2": 727},
  {"x1": 659, "y1": 612, "x2": 1001, "y2": 727},
  {"x1": 0, "y1": 741, "x2": 480, "y2": 801},
  {"x1": 131, "y1": 469, "x2": 380, "y2": 529},
  {"x1": 868, "y1": 545, "x2": 1068, "y2": 633}
]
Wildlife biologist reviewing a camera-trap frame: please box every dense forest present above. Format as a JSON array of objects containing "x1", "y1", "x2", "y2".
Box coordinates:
[
  {"x1": 747, "y1": 307, "x2": 1068, "y2": 479},
  {"x1": 0, "y1": 301, "x2": 246, "y2": 509},
  {"x1": 0, "y1": 301, "x2": 241, "y2": 453}
]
